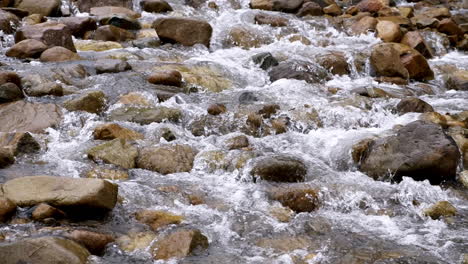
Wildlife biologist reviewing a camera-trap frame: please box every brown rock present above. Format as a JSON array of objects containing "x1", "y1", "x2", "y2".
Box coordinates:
[
  {"x1": 0, "y1": 132, "x2": 40, "y2": 156},
  {"x1": 227, "y1": 26, "x2": 272, "y2": 49},
  {"x1": 398, "y1": 7, "x2": 413, "y2": 18},
  {"x1": 400, "y1": 51, "x2": 434, "y2": 81},
  {"x1": 317, "y1": 52, "x2": 350, "y2": 75},
  {"x1": 25, "y1": 82, "x2": 63, "y2": 97},
  {"x1": 400, "y1": 31, "x2": 433, "y2": 59},
  {"x1": 90, "y1": 6, "x2": 139, "y2": 19},
  {"x1": 0, "y1": 197, "x2": 16, "y2": 222},
  {"x1": 40, "y1": 46, "x2": 81, "y2": 62},
  {"x1": 118, "y1": 92, "x2": 150, "y2": 106},
  {"x1": 423, "y1": 201, "x2": 456, "y2": 220},
  {"x1": 351, "y1": 16, "x2": 377, "y2": 35},
  {"x1": 68, "y1": 230, "x2": 114, "y2": 255},
  {"x1": 225, "y1": 135, "x2": 249, "y2": 150},
  {"x1": 396, "y1": 97, "x2": 433, "y2": 114},
  {"x1": 86, "y1": 167, "x2": 129, "y2": 180},
  {"x1": 87, "y1": 139, "x2": 138, "y2": 169},
  {"x1": 375, "y1": 76, "x2": 408, "y2": 85},
  {"x1": 323, "y1": 4, "x2": 341, "y2": 16},
  {"x1": 446, "y1": 70, "x2": 468, "y2": 91},
  {"x1": 148, "y1": 70, "x2": 182, "y2": 87},
  {"x1": 207, "y1": 103, "x2": 226, "y2": 115},
  {"x1": 136, "y1": 144, "x2": 196, "y2": 175},
  {"x1": 23, "y1": 14, "x2": 45, "y2": 26},
  {"x1": 0, "y1": 9, "x2": 19, "y2": 34},
  {"x1": 271, "y1": 188, "x2": 319, "y2": 213},
  {"x1": 153, "y1": 18, "x2": 212, "y2": 47},
  {"x1": 93, "y1": 123, "x2": 144, "y2": 140},
  {"x1": 5, "y1": 39, "x2": 47, "y2": 59},
  {"x1": 0, "y1": 71, "x2": 21, "y2": 87},
  {"x1": 152, "y1": 229, "x2": 209, "y2": 260},
  {"x1": 254, "y1": 13, "x2": 288, "y2": 27},
  {"x1": 370, "y1": 43, "x2": 409, "y2": 79},
  {"x1": 356, "y1": 0, "x2": 385, "y2": 13},
  {"x1": 296, "y1": 2, "x2": 323, "y2": 17},
  {"x1": 59, "y1": 17, "x2": 97, "y2": 38},
  {"x1": 135, "y1": 210, "x2": 183, "y2": 230},
  {"x1": 258, "y1": 104, "x2": 280, "y2": 118},
  {"x1": 352, "y1": 138, "x2": 374, "y2": 163},
  {"x1": 251, "y1": 155, "x2": 307, "y2": 182},
  {"x1": 140, "y1": 0, "x2": 173, "y2": 13},
  {"x1": 0, "y1": 101, "x2": 62, "y2": 133},
  {"x1": 0, "y1": 148, "x2": 14, "y2": 168},
  {"x1": 376, "y1": 20, "x2": 401, "y2": 42},
  {"x1": 64, "y1": 91, "x2": 106, "y2": 114},
  {"x1": 74, "y1": 0, "x2": 133, "y2": 13},
  {"x1": 93, "y1": 25, "x2": 136, "y2": 42},
  {"x1": 15, "y1": 22, "x2": 76, "y2": 52},
  {"x1": 0, "y1": 83, "x2": 23, "y2": 104},
  {"x1": 15, "y1": 0, "x2": 61, "y2": 17},
  {"x1": 438, "y1": 18, "x2": 463, "y2": 40},
  {"x1": 32, "y1": 203, "x2": 66, "y2": 221}
]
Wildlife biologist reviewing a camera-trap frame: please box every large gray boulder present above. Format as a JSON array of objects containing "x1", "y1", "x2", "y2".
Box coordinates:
[{"x1": 251, "y1": 155, "x2": 307, "y2": 182}]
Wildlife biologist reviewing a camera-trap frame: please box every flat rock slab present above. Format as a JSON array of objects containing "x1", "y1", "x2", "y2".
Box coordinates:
[{"x1": 0, "y1": 101, "x2": 62, "y2": 133}]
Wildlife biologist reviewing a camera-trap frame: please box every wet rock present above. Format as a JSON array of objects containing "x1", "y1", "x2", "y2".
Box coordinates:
[
  {"x1": 270, "y1": 206, "x2": 294, "y2": 222},
  {"x1": 0, "y1": 197, "x2": 16, "y2": 222},
  {"x1": 15, "y1": 22, "x2": 76, "y2": 52},
  {"x1": 423, "y1": 201, "x2": 456, "y2": 220},
  {"x1": 25, "y1": 82, "x2": 63, "y2": 97},
  {"x1": 419, "y1": 112, "x2": 448, "y2": 128},
  {"x1": 109, "y1": 106, "x2": 182, "y2": 124},
  {"x1": 86, "y1": 167, "x2": 129, "y2": 180},
  {"x1": 227, "y1": 26, "x2": 272, "y2": 49},
  {"x1": 252, "y1": 52, "x2": 278, "y2": 70},
  {"x1": 153, "y1": 18, "x2": 212, "y2": 47},
  {"x1": 0, "y1": 9, "x2": 19, "y2": 34},
  {"x1": 400, "y1": 51, "x2": 434, "y2": 81},
  {"x1": 23, "y1": 13, "x2": 45, "y2": 26},
  {"x1": 99, "y1": 15, "x2": 141, "y2": 30},
  {"x1": 0, "y1": 72, "x2": 20, "y2": 87},
  {"x1": 87, "y1": 139, "x2": 138, "y2": 169},
  {"x1": 376, "y1": 20, "x2": 401, "y2": 42},
  {"x1": 288, "y1": 34, "x2": 311, "y2": 45},
  {"x1": 351, "y1": 87, "x2": 395, "y2": 98},
  {"x1": 256, "y1": 236, "x2": 312, "y2": 252},
  {"x1": 68, "y1": 230, "x2": 114, "y2": 255},
  {"x1": 356, "y1": 0, "x2": 385, "y2": 13},
  {"x1": 3, "y1": 176, "x2": 118, "y2": 213},
  {"x1": 254, "y1": 13, "x2": 288, "y2": 27},
  {"x1": 152, "y1": 229, "x2": 209, "y2": 260},
  {"x1": 161, "y1": 128, "x2": 176, "y2": 142},
  {"x1": 0, "y1": 132, "x2": 40, "y2": 156},
  {"x1": 141, "y1": 0, "x2": 173, "y2": 13},
  {"x1": 370, "y1": 43, "x2": 409, "y2": 79},
  {"x1": 59, "y1": 17, "x2": 97, "y2": 38},
  {"x1": 74, "y1": 0, "x2": 132, "y2": 12},
  {"x1": 95, "y1": 59, "x2": 131, "y2": 74},
  {"x1": 271, "y1": 188, "x2": 319, "y2": 213},
  {"x1": 258, "y1": 104, "x2": 280, "y2": 118},
  {"x1": 148, "y1": 70, "x2": 182, "y2": 87},
  {"x1": 251, "y1": 155, "x2": 307, "y2": 182},
  {"x1": 118, "y1": 92, "x2": 151, "y2": 106},
  {"x1": 0, "y1": 83, "x2": 23, "y2": 104},
  {"x1": 136, "y1": 144, "x2": 196, "y2": 175},
  {"x1": 75, "y1": 40, "x2": 123, "y2": 51},
  {"x1": 297, "y1": 2, "x2": 323, "y2": 17},
  {"x1": 89, "y1": 6, "x2": 139, "y2": 19},
  {"x1": 5, "y1": 39, "x2": 47, "y2": 59},
  {"x1": 32, "y1": 203, "x2": 66, "y2": 221},
  {"x1": 135, "y1": 210, "x2": 183, "y2": 230},
  {"x1": 116, "y1": 231, "x2": 156, "y2": 252},
  {"x1": 0, "y1": 148, "x2": 14, "y2": 168},
  {"x1": 64, "y1": 91, "x2": 106, "y2": 114},
  {"x1": 250, "y1": 0, "x2": 303, "y2": 12},
  {"x1": 93, "y1": 25, "x2": 136, "y2": 42},
  {"x1": 15, "y1": 0, "x2": 61, "y2": 17},
  {"x1": 359, "y1": 120, "x2": 460, "y2": 184},
  {"x1": 400, "y1": 31, "x2": 433, "y2": 59},
  {"x1": 93, "y1": 123, "x2": 143, "y2": 140},
  {"x1": 207, "y1": 103, "x2": 226, "y2": 115},
  {"x1": 438, "y1": 18, "x2": 463, "y2": 39},
  {"x1": 269, "y1": 60, "x2": 329, "y2": 84},
  {"x1": 0, "y1": 236, "x2": 90, "y2": 264},
  {"x1": 323, "y1": 3, "x2": 341, "y2": 16},
  {"x1": 40, "y1": 46, "x2": 81, "y2": 62},
  {"x1": 446, "y1": 70, "x2": 468, "y2": 91},
  {"x1": 250, "y1": 0, "x2": 274, "y2": 10},
  {"x1": 460, "y1": 170, "x2": 468, "y2": 188},
  {"x1": 350, "y1": 16, "x2": 377, "y2": 35},
  {"x1": 225, "y1": 135, "x2": 249, "y2": 150},
  {"x1": 239, "y1": 91, "x2": 258, "y2": 104},
  {"x1": 0, "y1": 101, "x2": 62, "y2": 133},
  {"x1": 316, "y1": 52, "x2": 350, "y2": 76},
  {"x1": 396, "y1": 98, "x2": 433, "y2": 114}
]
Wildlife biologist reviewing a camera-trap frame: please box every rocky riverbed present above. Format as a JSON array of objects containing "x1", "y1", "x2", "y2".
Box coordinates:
[{"x1": 0, "y1": 0, "x2": 467, "y2": 263}]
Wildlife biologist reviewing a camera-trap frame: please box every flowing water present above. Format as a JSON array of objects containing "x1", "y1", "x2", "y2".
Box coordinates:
[{"x1": 0, "y1": 0, "x2": 467, "y2": 263}]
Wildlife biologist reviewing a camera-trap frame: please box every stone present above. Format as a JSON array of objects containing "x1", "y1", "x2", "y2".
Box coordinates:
[
  {"x1": 93, "y1": 123, "x2": 143, "y2": 141},
  {"x1": 323, "y1": 3, "x2": 341, "y2": 16},
  {"x1": 227, "y1": 26, "x2": 272, "y2": 49},
  {"x1": 250, "y1": 0, "x2": 274, "y2": 10},
  {"x1": 356, "y1": 0, "x2": 385, "y2": 13},
  {"x1": 64, "y1": 91, "x2": 106, "y2": 114},
  {"x1": 350, "y1": 16, "x2": 377, "y2": 35},
  {"x1": 376, "y1": 20, "x2": 401, "y2": 42},
  {"x1": 148, "y1": 70, "x2": 182, "y2": 87},
  {"x1": 152, "y1": 229, "x2": 209, "y2": 260},
  {"x1": 15, "y1": 22, "x2": 76, "y2": 52},
  {"x1": 75, "y1": 40, "x2": 123, "y2": 51},
  {"x1": 118, "y1": 92, "x2": 151, "y2": 106},
  {"x1": 23, "y1": 13, "x2": 45, "y2": 26},
  {"x1": 59, "y1": 17, "x2": 97, "y2": 38},
  {"x1": 269, "y1": 60, "x2": 329, "y2": 84},
  {"x1": 95, "y1": 59, "x2": 131, "y2": 74},
  {"x1": 93, "y1": 25, "x2": 136, "y2": 42},
  {"x1": 258, "y1": 104, "x2": 280, "y2": 118},
  {"x1": 89, "y1": 6, "x2": 139, "y2": 19},
  {"x1": 0, "y1": 83, "x2": 23, "y2": 104},
  {"x1": 270, "y1": 206, "x2": 294, "y2": 222},
  {"x1": 136, "y1": 144, "x2": 196, "y2": 175},
  {"x1": 87, "y1": 139, "x2": 138, "y2": 169},
  {"x1": 252, "y1": 52, "x2": 278, "y2": 70},
  {"x1": 0, "y1": 236, "x2": 90, "y2": 264},
  {"x1": 207, "y1": 103, "x2": 226, "y2": 115},
  {"x1": 141, "y1": 0, "x2": 173, "y2": 13},
  {"x1": 99, "y1": 15, "x2": 141, "y2": 30},
  {"x1": 0, "y1": 148, "x2": 14, "y2": 168},
  {"x1": 446, "y1": 70, "x2": 468, "y2": 91},
  {"x1": 400, "y1": 31, "x2": 433, "y2": 59},
  {"x1": 251, "y1": 155, "x2": 307, "y2": 182},
  {"x1": 398, "y1": 6, "x2": 413, "y2": 18},
  {"x1": 0, "y1": 72, "x2": 20, "y2": 87},
  {"x1": 256, "y1": 236, "x2": 311, "y2": 252},
  {"x1": 359, "y1": 121, "x2": 460, "y2": 184},
  {"x1": 86, "y1": 167, "x2": 129, "y2": 180},
  {"x1": 316, "y1": 52, "x2": 350, "y2": 75},
  {"x1": 116, "y1": 231, "x2": 156, "y2": 252},
  {"x1": 0, "y1": 9, "x2": 19, "y2": 34},
  {"x1": 423, "y1": 201, "x2": 456, "y2": 220},
  {"x1": 68, "y1": 230, "x2": 114, "y2": 255},
  {"x1": 153, "y1": 18, "x2": 212, "y2": 47},
  {"x1": 15, "y1": 0, "x2": 61, "y2": 17},
  {"x1": 0, "y1": 132, "x2": 40, "y2": 155},
  {"x1": 271, "y1": 188, "x2": 319, "y2": 213},
  {"x1": 400, "y1": 51, "x2": 434, "y2": 81},
  {"x1": 73, "y1": 0, "x2": 133, "y2": 13},
  {"x1": 254, "y1": 13, "x2": 288, "y2": 27},
  {"x1": 0, "y1": 101, "x2": 62, "y2": 133},
  {"x1": 396, "y1": 98, "x2": 433, "y2": 114},
  {"x1": 5, "y1": 39, "x2": 47, "y2": 59},
  {"x1": 40, "y1": 46, "x2": 81, "y2": 62},
  {"x1": 0, "y1": 197, "x2": 15, "y2": 222},
  {"x1": 225, "y1": 135, "x2": 249, "y2": 150},
  {"x1": 460, "y1": 170, "x2": 468, "y2": 188},
  {"x1": 32, "y1": 203, "x2": 66, "y2": 221},
  {"x1": 296, "y1": 2, "x2": 323, "y2": 17},
  {"x1": 3, "y1": 176, "x2": 118, "y2": 213},
  {"x1": 438, "y1": 18, "x2": 463, "y2": 38},
  {"x1": 109, "y1": 106, "x2": 182, "y2": 124},
  {"x1": 25, "y1": 82, "x2": 63, "y2": 97},
  {"x1": 370, "y1": 43, "x2": 409, "y2": 79},
  {"x1": 135, "y1": 210, "x2": 183, "y2": 230}
]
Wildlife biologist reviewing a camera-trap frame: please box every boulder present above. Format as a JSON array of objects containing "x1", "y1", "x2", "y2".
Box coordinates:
[
  {"x1": 108, "y1": 106, "x2": 182, "y2": 125},
  {"x1": 136, "y1": 144, "x2": 196, "y2": 174},
  {"x1": 5, "y1": 39, "x2": 47, "y2": 59},
  {"x1": 59, "y1": 17, "x2": 97, "y2": 38},
  {"x1": 68, "y1": 230, "x2": 114, "y2": 255},
  {"x1": 140, "y1": 0, "x2": 173, "y2": 13},
  {"x1": 296, "y1": 2, "x2": 323, "y2": 16},
  {"x1": 251, "y1": 155, "x2": 307, "y2": 182},
  {"x1": 0, "y1": 197, "x2": 16, "y2": 222},
  {"x1": 316, "y1": 52, "x2": 350, "y2": 75},
  {"x1": 423, "y1": 201, "x2": 456, "y2": 220},
  {"x1": 92, "y1": 25, "x2": 136, "y2": 42},
  {"x1": 148, "y1": 70, "x2": 182, "y2": 87},
  {"x1": 270, "y1": 188, "x2": 319, "y2": 213},
  {"x1": 252, "y1": 52, "x2": 278, "y2": 70},
  {"x1": 0, "y1": 148, "x2": 14, "y2": 168},
  {"x1": 99, "y1": 15, "x2": 141, "y2": 30},
  {"x1": 3, "y1": 175, "x2": 118, "y2": 212},
  {"x1": 152, "y1": 229, "x2": 209, "y2": 260},
  {"x1": 396, "y1": 98, "x2": 433, "y2": 114},
  {"x1": 0, "y1": 101, "x2": 62, "y2": 133},
  {"x1": 64, "y1": 91, "x2": 106, "y2": 114},
  {"x1": 95, "y1": 59, "x2": 131, "y2": 74},
  {"x1": 254, "y1": 13, "x2": 288, "y2": 27},
  {"x1": 207, "y1": 103, "x2": 226, "y2": 115},
  {"x1": 446, "y1": 70, "x2": 468, "y2": 91},
  {"x1": 23, "y1": 13, "x2": 45, "y2": 26},
  {"x1": 25, "y1": 82, "x2": 63, "y2": 97},
  {"x1": 370, "y1": 43, "x2": 409, "y2": 79},
  {"x1": 323, "y1": 3, "x2": 341, "y2": 16},
  {"x1": 15, "y1": 22, "x2": 76, "y2": 52},
  {"x1": 89, "y1": 6, "x2": 139, "y2": 19},
  {"x1": 0, "y1": 71, "x2": 20, "y2": 87},
  {"x1": 93, "y1": 123, "x2": 143, "y2": 140},
  {"x1": 358, "y1": 121, "x2": 460, "y2": 184},
  {"x1": 0, "y1": 132, "x2": 40, "y2": 155},
  {"x1": 225, "y1": 135, "x2": 249, "y2": 150},
  {"x1": 0, "y1": 236, "x2": 90, "y2": 264},
  {"x1": 117, "y1": 92, "x2": 151, "y2": 106},
  {"x1": 0, "y1": 9, "x2": 19, "y2": 34},
  {"x1": 75, "y1": 40, "x2": 123, "y2": 51},
  {"x1": 40, "y1": 46, "x2": 81, "y2": 62},
  {"x1": 400, "y1": 31, "x2": 433, "y2": 59},
  {"x1": 400, "y1": 51, "x2": 434, "y2": 81},
  {"x1": 153, "y1": 18, "x2": 212, "y2": 47},
  {"x1": 31, "y1": 203, "x2": 66, "y2": 221},
  {"x1": 73, "y1": 0, "x2": 133, "y2": 13},
  {"x1": 356, "y1": 0, "x2": 385, "y2": 13},
  {"x1": 438, "y1": 18, "x2": 463, "y2": 39},
  {"x1": 376, "y1": 20, "x2": 401, "y2": 42},
  {"x1": 135, "y1": 210, "x2": 183, "y2": 230},
  {"x1": 0, "y1": 83, "x2": 23, "y2": 104},
  {"x1": 250, "y1": 0, "x2": 303, "y2": 12},
  {"x1": 227, "y1": 26, "x2": 272, "y2": 49},
  {"x1": 350, "y1": 16, "x2": 377, "y2": 35},
  {"x1": 14, "y1": 0, "x2": 61, "y2": 17},
  {"x1": 87, "y1": 139, "x2": 138, "y2": 169},
  {"x1": 116, "y1": 231, "x2": 156, "y2": 252},
  {"x1": 269, "y1": 60, "x2": 329, "y2": 84}
]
